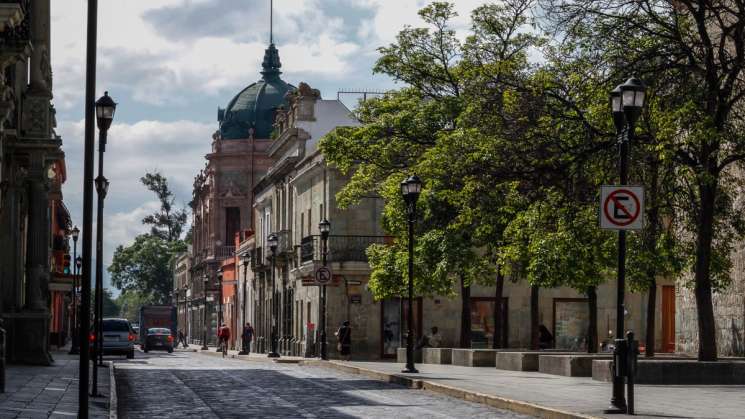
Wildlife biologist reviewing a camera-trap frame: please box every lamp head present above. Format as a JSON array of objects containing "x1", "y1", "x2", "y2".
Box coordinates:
[
  {"x1": 619, "y1": 77, "x2": 645, "y2": 126},
  {"x1": 400, "y1": 174, "x2": 423, "y2": 204},
  {"x1": 267, "y1": 233, "x2": 278, "y2": 252},
  {"x1": 95, "y1": 91, "x2": 117, "y2": 131},
  {"x1": 319, "y1": 219, "x2": 330, "y2": 239},
  {"x1": 95, "y1": 176, "x2": 110, "y2": 198},
  {"x1": 71, "y1": 225, "x2": 80, "y2": 241}
]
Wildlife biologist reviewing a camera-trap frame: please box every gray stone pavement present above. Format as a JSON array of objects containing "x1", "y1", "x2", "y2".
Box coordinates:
[
  {"x1": 114, "y1": 350, "x2": 533, "y2": 418},
  {"x1": 343, "y1": 361, "x2": 745, "y2": 419},
  {"x1": 0, "y1": 350, "x2": 109, "y2": 419}
]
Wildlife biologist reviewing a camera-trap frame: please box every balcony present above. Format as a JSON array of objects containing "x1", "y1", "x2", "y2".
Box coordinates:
[
  {"x1": 214, "y1": 245, "x2": 235, "y2": 262},
  {"x1": 276, "y1": 229, "x2": 292, "y2": 255},
  {"x1": 299, "y1": 235, "x2": 390, "y2": 264},
  {"x1": 251, "y1": 246, "x2": 266, "y2": 271}
]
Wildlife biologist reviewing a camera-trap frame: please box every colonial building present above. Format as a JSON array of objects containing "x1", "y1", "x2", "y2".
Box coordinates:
[
  {"x1": 236, "y1": 82, "x2": 387, "y2": 358},
  {"x1": 173, "y1": 248, "x2": 191, "y2": 340},
  {"x1": 187, "y1": 41, "x2": 288, "y2": 346},
  {"x1": 0, "y1": 0, "x2": 70, "y2": 364}
]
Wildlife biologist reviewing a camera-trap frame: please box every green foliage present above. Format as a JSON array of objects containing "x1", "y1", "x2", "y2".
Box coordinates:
[
  {"x1": 141, "y1": 171, "x2": 187, "y2": 241},
  {"x1": 109, "y1": 234, "x2": 186, "y2": 304},
  {"x1": 110, "y1": 171, "x2": 188, "y2": 304},
  {"x1": 116, "y1": 290, "x2": 151, "y2": 323}
]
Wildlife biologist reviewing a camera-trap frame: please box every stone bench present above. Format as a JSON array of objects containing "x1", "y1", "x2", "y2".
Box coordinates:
[
  {"x1": 495, "y1": 351, "x2": 577, "y2": 371},
  {"x1": 592, "y1": 359, "x2": 745, "y2": 384},
  {"x1": 539, "y1": 354, "x2": 611, "y2": 377},
  {"x1": 451, "y1": 349, "x2": 498, "y2": 367},
  {"x1": 396, "y1": 347, "x2": 421, "y2": 363},
  {"x1": 421, "y1": 348, "x2": 452, "y2": 364}
]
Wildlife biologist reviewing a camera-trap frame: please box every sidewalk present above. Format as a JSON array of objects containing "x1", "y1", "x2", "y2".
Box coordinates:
[
  {"x1": 0, "y1": 350, "x2": 110, "y2": 419},
  {"x1": 307, "y1": 360, "x2": 745, "y2": 419},
  {"x1": 186, "y1": 344, "x2": 306, "y2": 363}
]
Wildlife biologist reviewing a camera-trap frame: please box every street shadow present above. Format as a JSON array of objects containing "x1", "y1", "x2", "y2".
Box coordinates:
[{"x1": 115, "y1": 368, "x2": 439, "y2": 418}]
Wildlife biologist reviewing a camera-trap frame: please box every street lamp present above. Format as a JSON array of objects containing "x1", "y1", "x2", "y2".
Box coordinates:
[
  {"x1": 91, "y1": 91, "x2": 115, "y2": 397},
  {"x1": 400, "y1": 174, "x2": 422, "y2": 374},
  {"x1": 215, "y1": 268, "x2": 224, "y2": 352},
  {"x1": 202, "y1": 274, "x2": 210, "y2": 350},
  {"x1": 319, "y1": 219, "x2": 330, "y2": 360},
  {"x1": 267, "y1": 233, "x2": 280, "y2": 358},
  {"x1": 607, "y1": 77, "x2": 645, "y2": 414},
  {"x1": 239, "y1": 252, "x2": 250, "y2": 355},
  {"x1": 69, "y1": 226, "x2": 80, "y2": 355}
]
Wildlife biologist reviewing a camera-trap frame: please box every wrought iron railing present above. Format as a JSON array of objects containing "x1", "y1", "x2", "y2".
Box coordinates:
[
  {"x1": 214, "y1": 246, "x2": 235, "y2": 261},
  {"x1": 299, "y1": 235, "x2": 390, "y2": 264}
]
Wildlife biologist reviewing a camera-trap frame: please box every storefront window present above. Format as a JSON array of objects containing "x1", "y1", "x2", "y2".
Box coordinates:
[{"x1": 470, "y1": 298, "x2": 508, "y2": 348}]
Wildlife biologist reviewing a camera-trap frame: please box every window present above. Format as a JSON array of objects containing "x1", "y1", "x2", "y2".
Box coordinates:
[{"x1": 226, "y1": 207, "x2": 240, "y2": 244}]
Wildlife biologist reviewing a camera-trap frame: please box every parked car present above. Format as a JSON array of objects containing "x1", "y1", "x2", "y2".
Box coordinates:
[
  {"x1": 92, "y1": 318, "x2": 136, "y2": 359},
  {"x1": 143, "y1": 328, "x2": 174, "y2": 353}
]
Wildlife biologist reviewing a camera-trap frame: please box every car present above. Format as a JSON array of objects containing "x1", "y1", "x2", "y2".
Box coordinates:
[
  {"x1": 93, "y1": 318, "x2": 136, "y2": 359},
  {"x1": 143, "y1": 327, "x2": 174, "y2": 353}
]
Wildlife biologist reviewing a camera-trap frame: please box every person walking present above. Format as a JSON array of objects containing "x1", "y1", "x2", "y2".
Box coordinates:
[
  {"x1": 177, "y1": 330, "x2": 187, "y2": 349},
  {"x1": 242, "y1": 322, "x2": 254, "y2": 354},
  {"x1": 335, "y1": 321, "x2": 352, "y2": 361}
]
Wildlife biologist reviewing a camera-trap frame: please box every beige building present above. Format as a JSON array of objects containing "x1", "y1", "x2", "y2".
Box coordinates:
[{"x1": 233, "y1": 81, "x2": 675, "y2": 359}]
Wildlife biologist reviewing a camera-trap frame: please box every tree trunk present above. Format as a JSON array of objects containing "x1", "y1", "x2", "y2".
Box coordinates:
[
  {"x1": 695, "y1": 180, "x2": 718, "y2": 361},
  {"x1": 586, "y1": 286, "x2": 598, "y2": 353},
  {"x1": 644, "y1": 154, "x2": 661, "y2": 358},
  {"x1": 492, "y1": 267, "x2": 505, "y2": 349},
  {"x1": 530, "y1": 285, "x2": 539, "y2": 350},
  {"x1": 460, "y1": 274, "x2": 472, "y2": 348},
  {"x1": 645, "y1": 281, "x2": 657, "y2": 358}
]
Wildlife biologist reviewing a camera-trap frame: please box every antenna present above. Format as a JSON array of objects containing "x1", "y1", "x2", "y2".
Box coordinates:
[{"x1": 270, "y1": 0, "x2": 273, "y2": 44}]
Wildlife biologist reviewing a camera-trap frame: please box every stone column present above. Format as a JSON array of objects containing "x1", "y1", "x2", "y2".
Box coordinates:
[
  {"x1": 24, "y1": 157, "x2": 49, "y2": 312},
  {"x1": 29, "y1": 0, "x2": 50, "y2": 93}
]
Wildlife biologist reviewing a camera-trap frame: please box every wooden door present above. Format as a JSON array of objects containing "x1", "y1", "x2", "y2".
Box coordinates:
[{"x1": 661, "y1": 286, "x2": 676, "y2": 352}]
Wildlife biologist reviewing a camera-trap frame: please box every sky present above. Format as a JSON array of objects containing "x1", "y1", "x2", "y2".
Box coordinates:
[{"x1": 53, "y1": 0, "x2": 487, "y2": 292}]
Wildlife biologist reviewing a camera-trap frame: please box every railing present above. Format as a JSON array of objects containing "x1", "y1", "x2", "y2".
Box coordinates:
[
  {"x1": 251, "y1": 246, "x2": 265, "y2": 271},
  {"x1": 215, "y1": 246, "x2": 235, "y2": 261},
  {"x1": 276, "y1": 229, "x2": 292, "y2": 255},
  {"x1": 299, "y1": 235, "x2": 390, "y2": 264}
]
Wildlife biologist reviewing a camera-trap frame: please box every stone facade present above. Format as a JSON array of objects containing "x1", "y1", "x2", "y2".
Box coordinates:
[
  {"x1": 0, "y1": 0, "x2": 69, "y2": 365},
  {"x1": 676, "y1": 248, "x2": 745, "y2": 357}
]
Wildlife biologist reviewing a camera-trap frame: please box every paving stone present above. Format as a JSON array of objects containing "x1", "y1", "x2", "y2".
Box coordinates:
[{"x1": 115, "y1": 351, "x2": 530, "y2": 418}]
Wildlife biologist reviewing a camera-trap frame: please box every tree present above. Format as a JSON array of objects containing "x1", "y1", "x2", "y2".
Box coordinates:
[
  {"x1": 116, "y1": 290, "x2": 150, "y2": 323},
  {"x1": 542, "y1": 0, "x2": 745, "y2": 360},
  {"x1": 109, "y1": 234, "x2": 186, "y2": 304},
  {"x1": 141, "y1": 171, "x2": 187, "y2": 241},
  {"x1": 110, "y1": 172, "x2": 188, "y2": 305}
]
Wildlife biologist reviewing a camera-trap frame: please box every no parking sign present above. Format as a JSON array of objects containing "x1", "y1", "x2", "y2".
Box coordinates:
[{"x1": 600, "y1": 186, "x2": 644, "y2": 230}]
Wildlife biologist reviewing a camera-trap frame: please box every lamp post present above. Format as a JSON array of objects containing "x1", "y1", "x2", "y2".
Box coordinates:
[
  {"x1": 267, "y1": 233, "x2": 280, "y2": 358},
  {"x1": 400, "y1": 175, "x2": 422, "y2": 374},
  {"x1": 80, "y1": 0, "x2": 100, "y2": 415},
  {"x1": 69, "y1": 226, "x2": 80, "y2": 355},
  {"x1": 606, "y1": 77, "x2": 645, "y2": 414},
  {"x1": 318, "y1": 219, "x2": 330, "y2": 360},
  {"x1": 90, "y1": 91, "x2": 115, "y2": 397},
  {"x1": 239, "y1": 253, "x2": 250, "y2": 355},
  {"x1": 202, "y1": 274, "x2": 209, "y2": 350},
  {"x1": 216, "y1": 268, "x2": 224, "y2": 352}
]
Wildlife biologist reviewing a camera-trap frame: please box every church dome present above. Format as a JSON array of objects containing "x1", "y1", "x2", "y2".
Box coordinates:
[{"x1": 218, "y1": 43, "x2": 294, "y2": 140}]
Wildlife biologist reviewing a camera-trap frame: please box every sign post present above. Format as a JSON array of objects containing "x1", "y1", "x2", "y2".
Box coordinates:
[{"x1": 600, "y1": 186, "x2": 644, "y2": 230}]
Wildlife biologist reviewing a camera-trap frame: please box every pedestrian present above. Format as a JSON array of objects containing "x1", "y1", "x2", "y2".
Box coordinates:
[
  {"x1": 242, "y1": 322, "x2": 254, "y2": 353},
  {"x1": 335, "y1": 320, "x2": 352, "y2": 361},
  {"x1": 218, "y1": 324, "x2": 230, "y2": 355},
  {"x1": 177, "y1": 329, "x2": 187, "y2": 349}
]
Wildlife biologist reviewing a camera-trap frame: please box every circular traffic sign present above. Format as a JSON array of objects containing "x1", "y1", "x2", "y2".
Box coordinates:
[
  {"x1": 315, "y1": 266, "x2": 332, "y2": 285},
  {"x1": 603, "y1": 189, "x2": 641, "y2": 227}
]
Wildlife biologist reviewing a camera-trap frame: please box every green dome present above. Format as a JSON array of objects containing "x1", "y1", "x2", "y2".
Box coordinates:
[{"x1": 218, "y1": 44, "x2": 294, "y2": 139}]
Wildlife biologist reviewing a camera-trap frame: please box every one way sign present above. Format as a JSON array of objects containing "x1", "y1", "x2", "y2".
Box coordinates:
[{"x1": 600, "y1": 185, "x2": 644, "y2": 230}]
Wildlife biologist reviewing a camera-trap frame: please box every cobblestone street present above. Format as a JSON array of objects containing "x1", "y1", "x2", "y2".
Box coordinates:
[{"x1": 114, "y1": 351, "x2": 533, "y2": 419}]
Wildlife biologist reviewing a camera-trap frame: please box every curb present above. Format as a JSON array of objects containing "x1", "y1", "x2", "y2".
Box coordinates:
[
  {"x1": 108, "y1": 361, "x2": 118, "y2": 419},
  {"x1": 301, "y1": 360, "x2": 600, "y2": 419}
]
